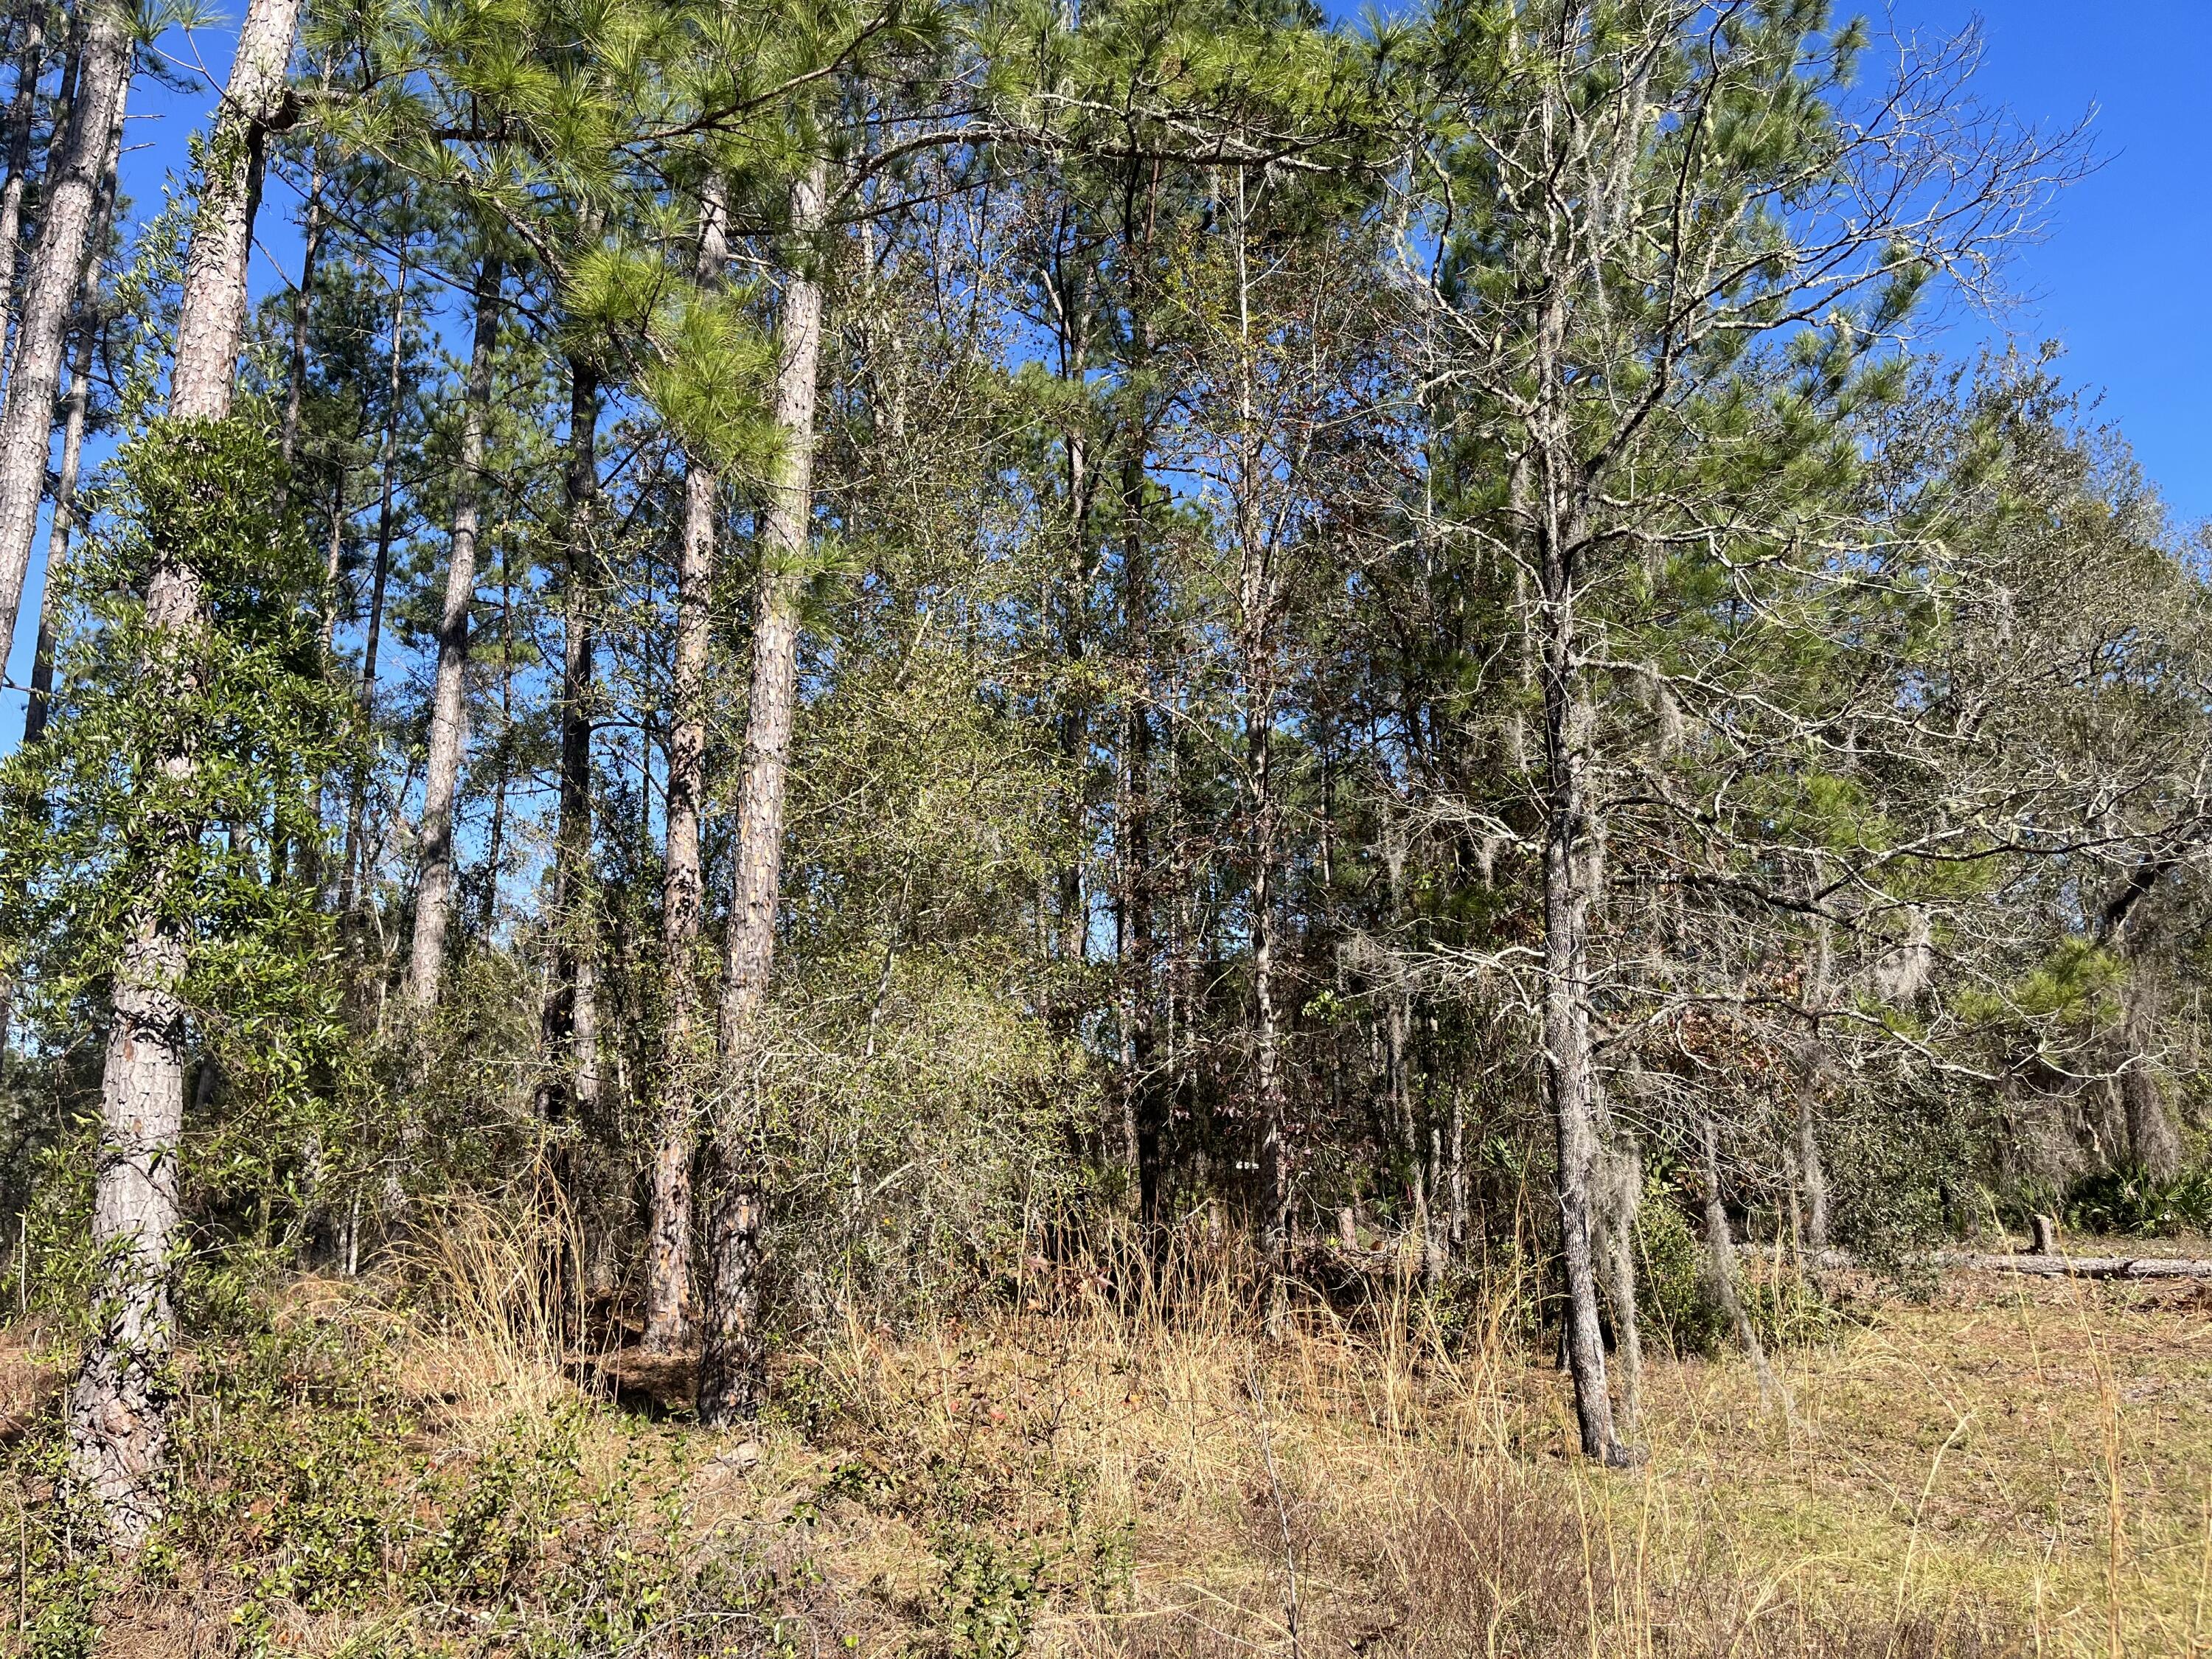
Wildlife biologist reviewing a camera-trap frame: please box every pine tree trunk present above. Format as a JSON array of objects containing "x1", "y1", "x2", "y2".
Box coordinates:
[
  {"x1": 21, "y1": 83, "x2": 119, "y2": 748},
  {"x1": 1225, "y1": 173, "x2": 1290, "y2": 1338},
  {"x1": 1119, "y1": 428, "x2": 1164, "y2": 1231},
  {"x1": 1447, "y1": 1082, "x2": 1467, "y2": 1251},
  {"x1": 1700, "y1": 1116, "x2": 1780, "y2": 1407},
  {"x1": 1382, "y1": 824, "x2": 1435, "y2": 1287},
  {"x1": 339, "y1": 256, "x2": 408, "y2": 920},
  {"x1": 540, "y1": 354, "x2": 608, "y2": 1301},
  {"x1": 405, "y1": 252, "x2": 500, "y2": 1007},
  {"x1": 479, "y1": 554, "x2": 514, "y2": 931},
  {"x1": 537, "y1": 358, "x2": 599, "y2": 1097},
  {"x1": 643, "y1": 181, "x2": 728, "y2": 1354},
  {"x1": 1051, "y1": 246, "x2": 1093, "y2": 1006},
  {"x1": 165, "y1": 0, "x2": 294, "y2": 415},
  {"x1": 1251, "y1": 686, "x2": 1289, "y2": 1338},
  {"x1": 279, "y1": 156, "x2": 323, "y2": 473},
  {"x1": 69, "y1": 0, "x2": 300, "y2": 1548},
  {"x1": 0, "y1": 0, "x2": 46, "y2": 349},
  {"x1": 1590, "y1": 1077, "x2": 1643, "y2": 1439},
  {"x1": 1537, "y1": 501, "x2": 1627, "y2": 1466},
  {"x1": 699, "y1": 160, "x2": 826, "y2": 1425},
  {"x1": 0, "y1": 0, "x2": 127, "y2": 655},
  {"x1": 320, "y1": 471, "x2": 347, "y2": 653}
]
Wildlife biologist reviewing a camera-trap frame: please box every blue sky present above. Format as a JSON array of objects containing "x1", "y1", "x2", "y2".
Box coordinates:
[
  {"x1": 6, "y1": 0, "x2": 2206, "y2": 736},
  {"x1": 1903, "y1": 1, "x2": 2211, "y2": 526}
]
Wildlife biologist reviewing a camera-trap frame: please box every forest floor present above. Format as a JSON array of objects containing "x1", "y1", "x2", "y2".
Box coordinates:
[{"x1": 8, "y1": 1234, "x2": 2212, "y2": 1656}]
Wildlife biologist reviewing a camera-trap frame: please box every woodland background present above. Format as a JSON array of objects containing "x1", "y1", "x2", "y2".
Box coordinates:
[{"x1": 0, "y1": 0, "x2": 2209, "y2": 1649}]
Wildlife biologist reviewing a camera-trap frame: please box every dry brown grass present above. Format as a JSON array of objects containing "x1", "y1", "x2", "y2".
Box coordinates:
[{"x1": 8, "y1": 1237, "x2": 2212, "y2": 1656}]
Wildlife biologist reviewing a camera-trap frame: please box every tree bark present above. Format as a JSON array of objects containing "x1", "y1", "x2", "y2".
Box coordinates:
[
  {"x1": 1537, "y1": 488, "x2": 1627, "y2": 1465},
  {"x1": 1251, "y1": 684, "x2": 1287, "y2": 1337},
  {"x1": 338, "y1": 251, "x2": 408, "y2": 919},
  {"x1": 540, "y1": 355, "x2": 602, "y2": 1131},
  {"x1": 165, "y1": 0, "x2": 295, "y2": 417},
  {"x1": 699, "y1": 159, "x2": 826, "y2": 1425},
  {"x1": 1792, "y1": 916, "x2": 1833, "y2": 1248},
  {"x1": 69, "y1": 0, "x2": 301, "y2": 1548},
  {"x1": 21, "y1": 81, "x2": 119, "y2": 748},
  {"x1": 1118, "y1": 402, "x2": 1164, "y2": 1231},
  {"x1": 1381, "y1": 822, "x2": 1436, "y2": 1289},
  {"x1": 478, "y1": 546, "x2": 514, "y2": 931},
  {"x1": 0, "y1": 0, "x2": 46, "y2": 351},
  {"x1": 279, "y1": 155, "x2": 323, "y2": 473},
  {"x1": 1701, "y1": 1116, "x2": 1781, "y2": 1408},
  {"x1": 642, "y1": 178, "x2": 728, "y2": 1354},
  {"x1": 1051, "y1": 233, "x2": 1093, "y2": 1004},
  {"x1": 0, "y1": 0, "x2": 127, "y2": 658},
  {"x1": 1224, "y1": 171, "x2": 1290, "y2": 1340},
  {"x1": 1590, "y1": 1096, "x2": 1643, "y2": 1439},
  {"x1": 404, "y1": 251, "x2": 501, "y2": 1007}
]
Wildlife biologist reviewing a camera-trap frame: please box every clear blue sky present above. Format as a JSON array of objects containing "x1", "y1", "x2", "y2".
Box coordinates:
[
  {"x1": 1905, "y1": 1, "x2": 2211, "y2": 526},
  {"x1": 8, "y1": 0, "x2": 2208, "y2": 738}
]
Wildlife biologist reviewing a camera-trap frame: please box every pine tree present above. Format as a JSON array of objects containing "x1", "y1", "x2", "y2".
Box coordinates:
[{"x1": 66, "y1": 0, "x2": 305, "y2": 1543}]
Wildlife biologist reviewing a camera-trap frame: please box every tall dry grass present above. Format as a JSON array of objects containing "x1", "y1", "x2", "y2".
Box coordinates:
[{"x1": 71, "y1": 1206, "x2": 2197, "y2": 1656}]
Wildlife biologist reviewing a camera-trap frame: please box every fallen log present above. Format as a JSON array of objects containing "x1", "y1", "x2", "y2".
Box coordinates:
[
  {"x1": 1761, "y1": 1246, "x2": 2212, "y2": 1281},
  {"x1": 1937, "y1": 1251, "x2": 2212, "y2": 1281}
]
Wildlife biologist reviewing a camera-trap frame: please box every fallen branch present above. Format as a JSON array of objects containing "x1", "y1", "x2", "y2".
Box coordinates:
[
  {"x1": 1770, "y1": 1247, "x2": 2212, "y2": 1281},
  {"x1": 1937, "y1": 1251, "x2": 2212, "y2": 1281}
]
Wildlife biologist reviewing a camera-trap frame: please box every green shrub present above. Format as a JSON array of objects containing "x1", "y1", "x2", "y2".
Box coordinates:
[{"x1": 2061, "y1": 1166, "x2": 2212, "y2": 1237}]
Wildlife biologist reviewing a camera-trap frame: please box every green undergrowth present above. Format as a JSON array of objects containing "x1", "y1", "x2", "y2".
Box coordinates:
[{"x1": 6, "y1": 1316, "x2": 821, "y2": 1659}]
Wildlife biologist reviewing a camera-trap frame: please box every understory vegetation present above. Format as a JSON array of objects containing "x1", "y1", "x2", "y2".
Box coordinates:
[
  {"x1": 0, "y1": 0, "x2": 2206, "y2": 1649},
  {"x1": 10, "y1": 1229, "x2": 2212, "y2": 1656}
]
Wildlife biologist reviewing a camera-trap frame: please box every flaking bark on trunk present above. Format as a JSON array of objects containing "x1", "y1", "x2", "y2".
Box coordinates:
[
  {"x1": 22, "y1": 83, "x2": 119, "y2": 748},
  {"x1": 642, "y1": 178, "x2": 728, "y2": 1354},
  {"x1": 69, "y1": 0, "x2": 301, "y2": 1548},
  {"x1": 699, "y1": 160, "x2": 827, "y2": 1425},
  {"x1": 0, "y1": 0, "x2": 128, "y2": 656},
  {"x1": 404, "y1": 251, "x2": 501, "y2": 1007},
  {"x1": 1536, "y1": 488, "x2": 1627, "y2": 1466},
  {"x1": 0, "y1": 0, "x2": 47, "y2": 347},
  {"x1": 1590, "y1": 1079, "x2": 1643, "y2": 1439}
]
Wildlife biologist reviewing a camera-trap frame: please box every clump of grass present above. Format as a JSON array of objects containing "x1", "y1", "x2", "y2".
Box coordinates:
[{"x1": 7, "y1": 1214, "x2": 2209, "y2": 1656}]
